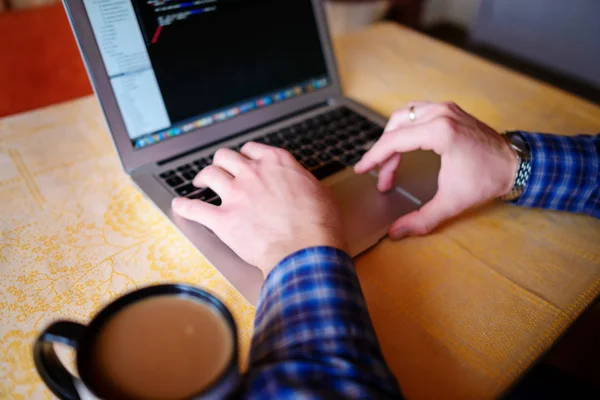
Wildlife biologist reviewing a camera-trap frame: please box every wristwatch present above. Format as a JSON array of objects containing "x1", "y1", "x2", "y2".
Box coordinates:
[{"x1": 500, "y1": 131, "x2": 532, "y2": 202}]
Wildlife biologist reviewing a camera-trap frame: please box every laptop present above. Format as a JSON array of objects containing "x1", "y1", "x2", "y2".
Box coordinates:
[{"x1": 63, "y1": 0, "x2": 440, "y2": 305}]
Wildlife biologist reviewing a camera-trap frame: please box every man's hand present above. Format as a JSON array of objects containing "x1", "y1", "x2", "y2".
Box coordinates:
[
  {"x1": 355, "y1": 101, "x2": 518, "y2": 239},
  {"x1": 172, "y1": 143, "x2": 346, "y2": 278}
]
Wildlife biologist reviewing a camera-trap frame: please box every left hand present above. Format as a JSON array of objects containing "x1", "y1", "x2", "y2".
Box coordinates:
[
  {"x1": 172, "y1": 143, "x2": 347, "y2": 278},
  {"x1": 355, "y1": 101, "x2": 517, "y2": 239}
]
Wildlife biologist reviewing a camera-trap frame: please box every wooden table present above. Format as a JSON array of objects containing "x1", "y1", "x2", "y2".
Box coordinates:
[{"x1": 1, "y1": 23, "x2": 599, "y2": 399}]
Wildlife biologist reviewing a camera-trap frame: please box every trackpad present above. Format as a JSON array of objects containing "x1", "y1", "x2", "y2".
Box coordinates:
[
  {"x1": 393, "y1": 150, "x2": 441, "y2": 204},
  {"x1": 330, "y1": 173, "x2": 419, "y2": 256}
]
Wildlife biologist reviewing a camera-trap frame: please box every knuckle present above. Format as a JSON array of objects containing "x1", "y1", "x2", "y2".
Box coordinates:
[
  {"x1": 413, "y1": 223, "x2": 433, "y2": 236},
  {"x1": 213, "y1": 148, "x2": 228, "y2": 161},
  {"x1": 200, "y1": 164, "x2": 217, "y2": 177},
  {"x1": 273, "y1": 147, "x2": 293, "y2": 161},
  {"x1": 244, "y1": 161, "x2": 261, "y2": 177},
  {"x1": 439, "y1": 101, "x2": 460, "y2": 117},
  {"x1": 437, "y1": 116, "x2": 457, "y2": 133},
  {"x1": 442, "y1": 101, "x2": 457, "y2": 110}
]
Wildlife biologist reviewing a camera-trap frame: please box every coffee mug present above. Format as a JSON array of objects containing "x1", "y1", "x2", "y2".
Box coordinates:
[{"x1": 33, "y1": 284, "x2": 239, "y2": 400}]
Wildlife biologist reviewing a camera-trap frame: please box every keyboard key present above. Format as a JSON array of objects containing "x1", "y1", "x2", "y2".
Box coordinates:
[
  {"x1": 313, "y1": 140, "x2": 327, "y2": 151},
  {"x1": 324, "y1": 137, "x2": 337, "y2": 146},
  {"x1": 306, "y1": 118, "x2": 319, "y2": 128},
  {"x1": 303, "y1": 157, "x2": 319, "y2": 168},
  {"x1": 193, "y1": 158, "x2": 208, "y2": 168},
  {"x1": 300, "y1": 147, "x2": 314, "y2": 157},
  {"x1": 348, "y1": 113, "x2": 362, "y2": 123},
  {"x1": 317, "y1": 152, "x2": 331, "y2": 162},
  {"x1": 341, "y1": 142, "x2": 355, "y2": 152},
  {"x1": 353, "y1": 137, "x2": 367, "y2": 146},
  {"x1": 315, "y1": 126, "x2": 327, "y2": 135},
  {"x1": 166, "y1": 176, "x2": 184, "y2": 187},
  {"x1": 182, "y1": 171, "x2": 197, "y2": 181},
  {"x1": 290, "y1": 149, "x2": 304, "y2": 160},
  {"x1": 159, "y1": 170, "x2": 175, "y2": 179},
  {"x1": 295, "y1": 125, "x2": 308, "y2": 135},
  {"x1": 299, "y1": 137, "x2": 312, "y2": 146},
  {"x1": 360, "y1": 120, "x2": 377, "y2": 131},
  {"x1": 286, "y1": 142, "x2": 300, "y2": 150},
  {"x1": 364, "y1": 127, "x2": 384, "y2": 140},
  {"x1": 335, "y1": 130, "x2": 350, "y2": 141},
  {"x1": 340, "y1": 153, "x2": 360, "y2": 166},
  {"x1": 280, "y1": 128, "x2": 294, "y2": 139},
  {"x1": 188, "y1": 188, "x2": 217, "y2": 202},
  {"x1": 322, "y1": 111, "x2": 334, "y2": 123},
  {"x1": 328, "y1": 147, "x2": 343, "y2": 156},
  {"x1": 348, "y1": 124, "x2": 362, "y2": 136},
  {"x1": 338, "y1": 117, "x2": 350, "y2": 127},
  {"x1": 304, "y1": 130, "x2": 319, "y2": 140},
  {"x1": 310, "y1": 161, "x2": 346, "y2": 180},
  {"x1": 330, "y1": 108, "x2": 343, "y2": 119},
  {"x1": 177, "y1": 164, "x2": 192, "y2": 172},
  {"x1": 267, "y1": 133, "x2": 283, "y2": 146},
  {"x1": 175, "y1": 184, "x2": 198, "y2": 197},
  {"x1": 208, "y1": 196, "x2": 222, "y2": 206}
]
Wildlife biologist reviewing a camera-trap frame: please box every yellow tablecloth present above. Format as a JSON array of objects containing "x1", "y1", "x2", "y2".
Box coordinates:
[{"x1": 1, "y1": 23, "x2": 599, "y2": 399}]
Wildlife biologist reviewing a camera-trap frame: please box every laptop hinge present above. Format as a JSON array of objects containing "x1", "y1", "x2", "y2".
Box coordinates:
[{"x1": 157, "y1": 101, "x2": 330, "y2": 166}]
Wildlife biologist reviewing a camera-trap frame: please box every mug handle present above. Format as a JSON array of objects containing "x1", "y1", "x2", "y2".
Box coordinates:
[{"x1": 33, "y1": 321, "x2": 87, "y2": 400}]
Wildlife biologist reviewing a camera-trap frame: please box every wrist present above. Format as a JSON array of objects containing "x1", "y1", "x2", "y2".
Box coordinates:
[
  {"x1": 261, "y1": 235, "x2": 348, "y2": 279},
  {"x1": 499, "y1": 132, "x2": 532, "y2": 201},
  {"x1": 498, "y1": 138, "x2": 519, "y2": 198},
  {"x1": 262, "y1": 244, "x2": 350, "y2": 280}
]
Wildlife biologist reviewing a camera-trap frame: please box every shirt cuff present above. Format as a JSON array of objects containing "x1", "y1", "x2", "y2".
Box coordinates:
[{"x1": 513, "y1": 131, "x2": 600, "y2": 217}]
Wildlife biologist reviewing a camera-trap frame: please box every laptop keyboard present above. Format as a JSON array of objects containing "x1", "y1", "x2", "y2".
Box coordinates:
[{"x1": 158, "y1": 106, "x2": 384, "y2": 204}]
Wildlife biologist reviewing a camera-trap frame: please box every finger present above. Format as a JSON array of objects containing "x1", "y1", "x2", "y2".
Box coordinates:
[
  {"x1": 241, "y1": 142, "x2": 298, "y2": 167},
  {"x1": 388, "y1": 192, "x2": 458, "y2": 239},
  {"x1": 212, "y1": 148, "x2": 250, "y2": 177},
  {"x1": 376, "y1": 153, "x2": 401, "y2": 192},
  {"x1": 385, "y1": 101, "x2": 462, "y2": 132},
  {"x1": 355, "y1": 121, "x2": 440, "y2": 174},
  {"x1": 384, "y1": 101, "x2": 431, "y2": 132},
  {"x1": 192, "y1": 165, "x2": 234, "y2": 198},
  {"x1": 172, "y1": 197, "x2": 221, "y2": 229}
]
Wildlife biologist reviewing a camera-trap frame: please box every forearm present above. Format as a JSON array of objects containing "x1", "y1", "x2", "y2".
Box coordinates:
[
  {"x1": 245, "y1": 247, "x2": 402, "y2": 399},
  {"x1": 514, "y1": 132, "x2": 600, "y2": 218}
]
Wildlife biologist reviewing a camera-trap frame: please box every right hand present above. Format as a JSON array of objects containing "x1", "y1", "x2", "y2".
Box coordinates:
[
  {"x1": 354, "y1": 101, "x2": 518, "y2": 239},
  {"x1": 172, "y1": 143, "x2": 346, "y2": 278}
]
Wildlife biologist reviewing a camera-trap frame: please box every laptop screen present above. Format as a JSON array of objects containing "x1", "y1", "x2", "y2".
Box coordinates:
[{"x1": 82, "y1": 0, "x2": 330, "y2": 150}]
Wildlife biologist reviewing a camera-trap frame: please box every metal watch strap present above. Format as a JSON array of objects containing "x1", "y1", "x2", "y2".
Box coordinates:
[{"x1": 500, "y1": 131, "x2": 532, "y2": 202}]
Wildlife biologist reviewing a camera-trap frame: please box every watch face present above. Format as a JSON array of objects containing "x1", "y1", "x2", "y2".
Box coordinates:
[{"x1": 507, "y1": 132, "x2": 529, "y2": 152}]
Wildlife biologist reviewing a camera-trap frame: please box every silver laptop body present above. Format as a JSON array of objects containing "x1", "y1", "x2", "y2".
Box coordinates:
[{"x1": 63, "y1": 0, "x2": 440, "y2": 305}]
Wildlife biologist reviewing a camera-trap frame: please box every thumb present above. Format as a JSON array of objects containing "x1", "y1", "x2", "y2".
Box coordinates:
[{"x1": 388, "y1": 193, "x2": 457, "y2": 239}]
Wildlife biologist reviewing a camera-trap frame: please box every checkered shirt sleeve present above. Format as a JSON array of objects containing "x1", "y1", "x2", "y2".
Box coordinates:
[
  {"x1": 515, "y1": 132, "x2": 600, "y2": 218},
  {"x1": 244, "y1": 247, "x2": 402, "y2": 399}
]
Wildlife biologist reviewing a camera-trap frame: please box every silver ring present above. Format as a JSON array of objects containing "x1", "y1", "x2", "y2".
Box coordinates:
[{"x1": 408, "y1": 106, "x2": 416, "y2": 122}]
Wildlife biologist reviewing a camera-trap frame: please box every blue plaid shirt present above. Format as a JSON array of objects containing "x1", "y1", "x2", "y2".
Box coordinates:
[
  {"x1": 242, "y1": 132, "x2": 598, "y2": 399},
  {"x1": 516, "y1": 132, "x2": 600, "y2": 218},
  {"x1": 244, "y1": 247, "x2": 402, "y2": 399}
]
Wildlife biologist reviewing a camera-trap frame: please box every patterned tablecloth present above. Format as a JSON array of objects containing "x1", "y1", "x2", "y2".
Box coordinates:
[{"x1": 1, "y1": 23, "x2": 600, "y2": 399}]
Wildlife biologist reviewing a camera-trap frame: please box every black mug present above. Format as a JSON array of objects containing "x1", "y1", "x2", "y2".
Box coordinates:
[{"x1": 33, "y1": 284, "x2": 240, "y2": 400}]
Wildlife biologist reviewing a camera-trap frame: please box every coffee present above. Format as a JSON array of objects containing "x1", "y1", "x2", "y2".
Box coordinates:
[{"x1": 89, "y1": 295, "x2": 234, "y2": 400}]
